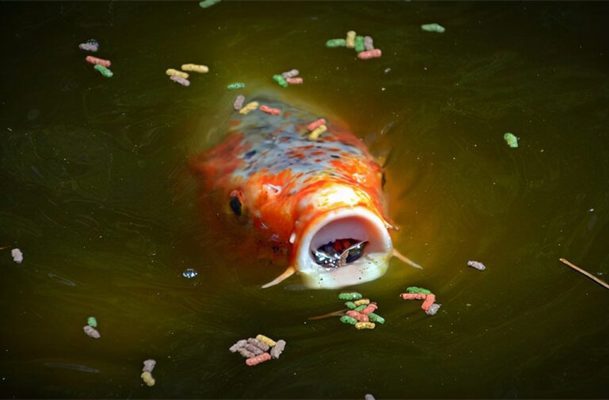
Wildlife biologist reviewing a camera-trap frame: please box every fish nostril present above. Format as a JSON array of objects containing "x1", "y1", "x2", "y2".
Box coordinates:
[{"x1": 229, "y1": 195, "x2": 242, "y2": 216}]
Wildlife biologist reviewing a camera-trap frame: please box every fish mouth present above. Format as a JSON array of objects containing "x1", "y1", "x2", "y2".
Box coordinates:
[{"x1": 295, "y1": 206, "x2": 393, "y2": 289}]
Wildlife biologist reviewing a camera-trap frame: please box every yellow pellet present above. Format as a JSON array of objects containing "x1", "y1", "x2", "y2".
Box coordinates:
[
  {"x1": 346, "y1": 31, "x2": 356, "y2": 48},
  {"x1": 308, "y1": 124, "x2": 327, "y2": 140},
  {"x1": 140, "y1": 371, "x2": 155, "y2": 387},
  {"x1": 239, "y1": 101, "x2": 259, "y2": 115},
  {"x1": 166, "y1": 68, "x2": 189, "y2": 79},
  {"x1": 354, "y1": 299, "x2": 370, "y2": 306},
  {"x1": 355, "y1": 322, "x2": 376, "y2": 330},
  {"x1": 256, "y1": 334, "x2": 277, "y2": 347},
  {"x1": 181, "y1": 63, "x2": 209, "y2": 73}
]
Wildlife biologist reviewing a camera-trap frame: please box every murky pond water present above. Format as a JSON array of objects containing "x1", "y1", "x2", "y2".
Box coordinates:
[{"x1": 1, "y1": 1, "x2": 609, "y2": 398}]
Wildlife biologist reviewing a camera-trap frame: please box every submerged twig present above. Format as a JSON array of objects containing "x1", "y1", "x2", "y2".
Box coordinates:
[
  {"x1": 308, "y1": 309, "x2": 347, "y2": 320},
  {"x1": 559, "y1": 258, "x2": 609, "y2": 290}
]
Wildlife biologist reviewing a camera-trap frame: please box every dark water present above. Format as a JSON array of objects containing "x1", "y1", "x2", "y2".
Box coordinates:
[{"x1": 1, "y1": 1, "x2": 609, "y2": 398}]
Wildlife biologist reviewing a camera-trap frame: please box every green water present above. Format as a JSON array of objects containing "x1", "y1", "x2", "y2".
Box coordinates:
[{"x1": 1, "y1": 1, "x2": 609, "y2": 398}]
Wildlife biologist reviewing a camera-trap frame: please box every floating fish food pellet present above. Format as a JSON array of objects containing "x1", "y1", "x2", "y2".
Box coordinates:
[
  {"x1": 244, "y1": 343, "x2": 264, "y2": 356},
  {"x1": 326, "y1": 39, "x2": 346, "y2": 48},
  {"x1": 78, "y1": 39, "x2": 99, "y2": 52},
  {"x1": 260, "y1": 105, "x2": 281, "y2": 115},
  {"x1": 421, "y1": 23, "x2": 446, "y2": 33},
  {"x1": 346, "y1": 310, "x2": 369, "y2": 322},
  {"x1": 361, "y1": 303, "x2": 378, "y2": 315},
  {"x1": 504, "y1": 132, "x2": 519, "y2": 148},
  {"x1": 357, "y1": 49, "x2": 382, "y2": 60},
  {"x1": 346, "y1": 31, "x2": 356, "y2": 48},
  {"x1": 83, "y1": 325, "x2": 100, "y2": 339},
  {"x1": 345, "y1": 301, "x2": 357, "y2": 309},
  {"x1": 421, "y1": 294, "x2": 436, "y2": 311},
  {"x1": 94, "y1": 64, "x2": 113, "y2": 78},
  {"x1": 142, "y1": 359, "x2": 156, "y2": 373},
  {"x1": 340, "y1": 315, "x2": 357, "y2": 325},
  {"x1": 87, "y1": 316, "x2": 97, "y2": 328},
  {"x1": 354, "y1": 304, "x2": 367, "y2": 312},
  {"x1": 199, "y1": 0, "x2": 221, "y2": 8},
  {"x1": 166, "y1": 69, "x2": 188, "y2": 79},
  {"x1": 141, "y1": 371, "x2": 155, "y2": 386},
  {"x1": 182, "y1": 268, "x2": 198, "y2": 278},
  {"x1": 85, "y1": 55, "x2": 111, "y2": 67},
  {"x1": 238, "y1": 347, "x2": 255, "y2": 358},
  {"x1": 227, "y1": 82, "x2": 246, "y2": 90},
  {"x1": 467, "y1": 260, "x2": 486, "y2": 271},
  {"x1": 229, "y1": 339, "x2": 248, "y2": 352},
  {"x1": 364, "y1": 36, "x2": 374, "y2": 51},
  {"x1": 355, "y1": 321, "x2": 375, "y2": 330},
  {"x1": 255, "y1": 334, "x2": 276, "y2": 347},
  {"x1": 11, "y1": 248, "x2": 23, "y2": 264},
  {"x1": 286, "y1": 77, "x2": 303, "y2": 85},
  {"x1": 281, "y1": 69, "x2": 300, "y2": 79},
  {"x1": 272, "y1": 74, "x2": 288, "y2": 88},
  {"x1": 367, "y1": 312, "x2": 385, "y2": 324},
  {"x1": 353, "y1": 299, "x2": 370, "y2": 306},
  {"x1": 246, "y1": 352, "x2": 271, "y2": 366},
  {"x1": 308, "y1": 125, "x2": 327, "y2": 141},
  {"x1": 425, "y1": 303, "x2": 441, "y2": 316},
  {"x1": 307, "y1": 118, "x2": 326, "y2": 132},
  {"x1": 400, "y1": 293, "x2": 427, "y2": 300},
  {"x1": 239, "y1": 101, "x2": 259, "y2": 115},
  {"x1": 406, "y1": 286, "x2": 432, "y2": 295},
  {"x1": 270, "y1": 339, "x2": 286, "y2": 359},
  {"x1": 233, "y1": 95, "x2": 245, "y2": 111},
  {"x1": 170, "y1": 75, "x2": 190, "y2": 87},
  {"x1": 181, "y1": 63, "x2": 209, "y2": 73},
  {"x1": 354, "y1": 36, "x2": 365, "y2": 52},
  {"x1": 248, "y1": 338, "x2": 269, "y2": 351}
]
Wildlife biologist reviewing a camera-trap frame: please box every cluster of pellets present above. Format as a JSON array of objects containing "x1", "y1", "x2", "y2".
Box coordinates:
[
  {"x1": 326, "y1": 31, "x2": 381, "y2": 60},
  {"x1": 399, "y1": 287, "x2": 441, "y2": 316},
  {"x1": 229, "y1": 334, "x2": 286, "y2": 367},
  {"x1": 82, "y1": 316, "x2": 101, "y2": 339},
  {"x1": 232, "y1": 95, "x2": 280, "y2": 116},
  {"x1": 273, "y1": 69, "x2": 303, "y2": 88},
  {"x1": 305, "y1": 118, "x2": 327, "y2": 141},
  {"x1": 338, "y1": 292, "x2": 385, "y2": 330},
  {"x1": 140, "y1": 359, "x2": 156, "y2": 387},
  {"x1": 78, "y1": 39, "x2": 113, "y2": 78},
  {"x1": 166, "y1": 63, "x2": 209, "y2": 87}
]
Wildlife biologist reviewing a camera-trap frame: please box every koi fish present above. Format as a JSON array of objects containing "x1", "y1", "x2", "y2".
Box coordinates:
[{"x1": 191, "y1": 97, "x2": 420, "y2": 289}]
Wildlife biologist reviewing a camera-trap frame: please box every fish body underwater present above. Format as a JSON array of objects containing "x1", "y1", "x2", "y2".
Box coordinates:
[{"x1": 192, "y1": 97, "x2": 395, "y2": 289}]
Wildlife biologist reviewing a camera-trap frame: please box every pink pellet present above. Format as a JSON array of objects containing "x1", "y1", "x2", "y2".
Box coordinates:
[
  {"x1": 346, "y1": 310, "x2": 369, "y2": 322},
  {"x1": 286, "y1": 77, "x2": 303, "y2": 85},
  {"x1": 85, "y1": 55, "x2": 111, "y2": 67},
  {"x1": 170, "y1": 76, "x2": 190, "y2": 87},
  {"x1": 361, "y1": 303, "x2": 378, "y2": 315},
  {"x1": 357, "y1": 49, "x2": 382, "y2": 60},
  {"x1": 260, "y1": 105, "x2": 281, "y2": 115},
  {"x1": 306, "y1": 118, "x2": 326, "y2": 131},
  {"x1": 245, "y1": 352, "x2": 272, "y2": 366},
  {"x1": 400, "y1": 293, "x2": 427, "y2": 300},
  {"x1": 421, "y1": 294, "x2": 436, "y2": 311}
]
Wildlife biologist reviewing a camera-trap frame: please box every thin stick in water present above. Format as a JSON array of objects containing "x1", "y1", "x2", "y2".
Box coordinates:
[
  {"x1": 559, "y1": 258, "x2": 609, "y2": 290},
  {"x1": 308, "y1": 309, "x2": 347, "y2": 320}
]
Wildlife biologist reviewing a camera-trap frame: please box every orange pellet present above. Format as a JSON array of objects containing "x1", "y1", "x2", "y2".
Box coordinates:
[
  {"x1": 400, "y1": 293, "x2": 427, "y2": 300},
  {"x1": 85, "y1": 55, "x2": 111, "y2": 67},
  {"x1": 286, "y1": 77, "x2": 303, "y2": 85},
  {"x1": 346, "y1": 310, "x2": 369, "y2": 322},
  {"x1": 306, "y1": 118, "x2": 326, "y2": 132},
  {"x1": 357, "y1": 49, "x2": 382, "y2": 60},
  {"x1": 260, "y1": 105, "x2": 281, "y2": 115},
  {"x1": 421, "y1": 294, "x2": 436, "y2": 311},
  {"x1": 245, "y1": 352, "x2": 271, "y2": 366},
  {"x1": 361, "y1": 303, "x2": 378, "y2": 315}
]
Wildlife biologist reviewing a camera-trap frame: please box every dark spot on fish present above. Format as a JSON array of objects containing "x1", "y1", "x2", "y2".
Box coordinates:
[
  {"x1": 229, "y1": 195, "x2": 242, "y2": 216},
  {"x1": 330, "y1": 154, "x2": 340, "y2": 159},
  {"x1": 382, "y1": 172, "x2": 386, "y2": 188},
  {"x1": 244, "y1": 150, "x2": 257, "y2": 159}
]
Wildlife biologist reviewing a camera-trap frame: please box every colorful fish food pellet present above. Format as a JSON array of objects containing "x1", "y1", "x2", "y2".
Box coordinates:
[
  {"x1": 181, "y1": 63, "x2": 209, "y2": 73},
  {"x1": 233, "y1": 95, "x2": 245, "y2": 111},
  {"x1": 340, "y1": 315, "x2": 357, "y2": 325},
  {"x1": 94, "y1": 64, "x2": 113, "y2": 78},
  {"x1": 11, "y1": 248, "x2": 23, "y2": 264},
  {"x1": 406, "y1": 286, "x2": 432, "y2": 295},
  {"x1": 244, "y1": 343, "x2": 264, "y2": 355},
  {"x1": 355, "y1": 321, "x2": 376, "y2": 330},
  {"x1": 368, "y1": 312, "x2": 385, "y2": 324},
  {"x1": 286, "y1": 77, "x2": 303, "y2": 85},
  {"x1": 231, "y1": 335, "x2": 286, "y2": 366},
  {"x1": 345, "y1": 301, "x2": 357, "y2": 309},
  {"x1": 338, "y1": 292, "x2": 363, "y2": 301},
  {"x1": 245, "y1": 352, "x2": 271, "y2": 366},
  {"x1": 346, "y1": 310, "x2": 369, "y2": 322},
  {"x1": 425, "y1": 303, "x2": 441, "y2": 316},
  {"x1": 85, "y1": 55, "x2": 111, "y2": 67},
  {"x1": 248, "y1": 338, "x2": 269, "y2": 351},
  {"x1": 346, "y1": 30, "x2": 356, "y2": 48},
  {"x1": 238, "y1": 347, "x2": 255, "y2": 358},
  {"x1": 229, "y1": 339, "x2": 247, "y2": 352},
  {"x1": 354, "y1": 36, "x2": 365, "y2": 52},
  {"x1": 354, "y1": 304, "x2": 367, "y2": 312},
  {"x1": 199, "y1": 0, "x2": 221, "y2": 8},
  {"x1": 306, "y1": 118, "x2": 326, "y2": 132},
  {"x1": 421, "y1": 294, "x2": 436, "y2": 311},
  {"x1": 326, "y1": 38, "x2": 346, "y2": 48},
  {"x1": 270, "y1": 339, "x2": 286, "y2": 359},
  {"x1": 239, "y1": 101, "x2": 259, "y2": 115},
  {"x1": 358, "y1": 49, "x2": 382, "y2": 60},
  {"x1": 504, "y1": 132, "x2": 519, "y2": 148},
  {"x1": 87, "y1": 316, "x2": 97, "y2": 328},
  {"x1": 141, "y1": 371, "x2": 155, "y2": 387},
  {"x1": 256, "y1": 334, "x2": 276, "y2": 347},
  {"x1": 272, "y1": 74, "x2": 288, "y2": 88},
  {"x1": 83, "y1": 325, "x2": 100, "y2": 339},
  {"x1": 400, "y1": 293, "x2": 427, "y2": 300},
  {"x1": 142, "y1": 359, "x2": 156, "y2": 373},
  {"x1": 364, "y1": 36, "x2": 374, "y2": 51},
  {"x1": 170, "y1": 76, "x2": 190, "y2": 87},
  {"x1": 227, "y1": 82, "x2": 246, "y2": 90},
  {"x1": 281, "y1": 69, "x2": 300, "y2": 79},
  {"x1": 353, "y1": 299, "x2": 370, "y2": 306},
  {"x1": 260, "y1": 105, "x2": 281, "y2": 115},
  {"x1": 166, "y1": 68, "x2": 188, "y2": 79},
  {"x1": 78, "y1": 39, "x2": 99, "y2": 52},
  {"x1": 421, "y1": 23, "x2": 446, "y2": 33},
  {"x1": 308, "y1": 125, "x2": 327, "y2": 141},
  {"x1": 401, "y1": 288, "x2": 440, "y2": 316},
  {"x1": 361, "y1": 303, "x2": 378, "y2": 315},
  {"x1": 467, "y1": 260, "x2": 486, "y2": 271}
]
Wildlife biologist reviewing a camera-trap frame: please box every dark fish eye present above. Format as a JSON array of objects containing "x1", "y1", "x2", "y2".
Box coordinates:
[
  {"x1": 229, "y1": 195, "x2": 242, "y2": 216},
  {"x1": 381, "y1": 172, "x2": 386, "y2": 188}
]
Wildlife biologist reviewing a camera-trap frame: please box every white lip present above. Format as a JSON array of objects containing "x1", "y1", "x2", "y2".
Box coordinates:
[{"x1": 294, "y1": 206, "x2": 393, "y2": 289}]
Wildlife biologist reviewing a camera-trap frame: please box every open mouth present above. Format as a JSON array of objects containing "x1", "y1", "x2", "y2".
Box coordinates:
[{"x1": 295, "y1": 206, "x2": 393, "y2": 289}]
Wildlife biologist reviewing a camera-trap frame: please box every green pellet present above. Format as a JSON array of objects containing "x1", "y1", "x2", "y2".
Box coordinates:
[
  {"x1": 325, "y1": 39, "x2": 346, "y2": 48},
  {"x1": 354, "y1": 305, "x2": 366, "y2": 312},
  {"x1": 354, "y1": 36, "x2": 365, "y2": 52},
  {"x1": 87, "y1": 316, "x2": 97, "y2": 328},
  {"x1": 199, "y1": 0, "x2": 221, "y2": 8},
  {"x1": 503, "y1": 132, "x2": 519, "y2": 148},
  {"x1": 406, "y1": 286, "x2": 432, "y2": 295},
  {"x1": 345, "y1": 301, "x2": 357, "y2": 309},
  {"x1": 227, "y1": 82, "x2": 246, "y2": 90},
  {"x1": 94, "y1": 64, "x2": 113, "y2": 78},
  {"x1": 338, "y1": 292, "x2": 363, "y2": 301},
  {"x1": 368, "y1": 313, "x2": 385, "y2": 324},
  {"x1": 272, "y1": 74, "x2": 288, "y2": 88},
  {"x1": 340, "y1": 315, "x2": 357, "y2": 325}
]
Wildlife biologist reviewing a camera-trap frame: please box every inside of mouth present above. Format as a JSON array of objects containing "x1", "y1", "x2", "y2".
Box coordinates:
[{"x1": 311, "y1": 238, "x2": 369, "y2": 269}]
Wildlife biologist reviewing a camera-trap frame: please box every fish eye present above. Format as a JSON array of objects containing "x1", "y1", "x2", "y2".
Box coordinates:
[{"x1": 229, "y1": 195, "x2": 242, "y2": 216}]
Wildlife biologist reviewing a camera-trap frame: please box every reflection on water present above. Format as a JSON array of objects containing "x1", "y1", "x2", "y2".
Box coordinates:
[{"x1": 1, "y1": 1, "x2": 609, "y2": 398}]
